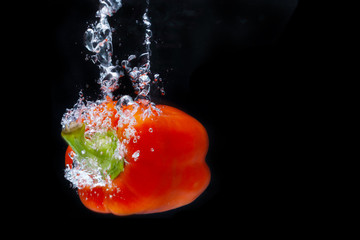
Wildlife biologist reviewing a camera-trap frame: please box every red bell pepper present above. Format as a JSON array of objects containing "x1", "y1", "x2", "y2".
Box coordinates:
[{"x1": 62, "y1": 98, "x2": 210, "y2": 215}]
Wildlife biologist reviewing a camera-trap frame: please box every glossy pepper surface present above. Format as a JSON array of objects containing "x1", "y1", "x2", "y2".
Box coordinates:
[{"x1": 62, "y1": 99, "x2": 210, "y2": 215}]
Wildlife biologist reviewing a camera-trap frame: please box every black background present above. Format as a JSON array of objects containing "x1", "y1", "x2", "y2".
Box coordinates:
[{"x1": 37, "y1": 0, "x2": 321, "y2": 224}]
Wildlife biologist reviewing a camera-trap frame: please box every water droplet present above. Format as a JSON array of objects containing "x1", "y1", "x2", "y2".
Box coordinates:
[
  {"x1": 150, "y1": 148, "x2": 154, "y2": 152},
  {"x1": 149, "y1": 128, "x2": 153, "y2": 133}
]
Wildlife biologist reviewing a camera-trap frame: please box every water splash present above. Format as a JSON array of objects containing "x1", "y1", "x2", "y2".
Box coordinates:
[{"x1": 63, "y1": 0, "x2": 163, "y2": 189}]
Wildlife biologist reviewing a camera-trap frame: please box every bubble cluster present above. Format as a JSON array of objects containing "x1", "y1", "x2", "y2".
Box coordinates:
[{"x1": 65, "y1": 156, "x2": 112, "y2": 189}]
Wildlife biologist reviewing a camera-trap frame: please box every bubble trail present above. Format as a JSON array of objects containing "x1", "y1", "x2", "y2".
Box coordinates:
[
  {"x1": 84, "y1": 0, "x2": 123, "y2": 98},
  {"x1": 121, "y1": 0, "x2": 160, "y2": 101}
]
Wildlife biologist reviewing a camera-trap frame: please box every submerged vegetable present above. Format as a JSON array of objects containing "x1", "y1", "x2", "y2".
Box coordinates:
[{"x1": 62, "y1": 99, "x2": 210, "y2": 215}]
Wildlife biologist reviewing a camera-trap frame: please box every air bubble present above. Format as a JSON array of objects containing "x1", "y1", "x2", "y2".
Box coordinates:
[
  {"x1": 132, "y1": 150, "x2": 140, "y2": 161},
  {"x1": 116, "y1": 95, "x2": 134, "y2": 110}
]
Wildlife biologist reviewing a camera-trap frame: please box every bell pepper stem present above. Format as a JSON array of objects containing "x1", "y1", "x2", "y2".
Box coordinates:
[
  {"x1": 61, "y1": 122, "x2": 124, "y2": 180},
  {"x1": 61, "y1": 122, "x2": 87, "y2": 156}
]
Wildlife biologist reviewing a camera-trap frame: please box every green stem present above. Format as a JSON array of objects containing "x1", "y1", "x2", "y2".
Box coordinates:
[{"x1": 61, "y1": 122, "x2": 124, "y2": 180}]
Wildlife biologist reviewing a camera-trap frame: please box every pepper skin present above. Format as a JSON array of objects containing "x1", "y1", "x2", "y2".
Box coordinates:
[{"x1": 63, "y1": 100, "x2": 210, "y2": 215}]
